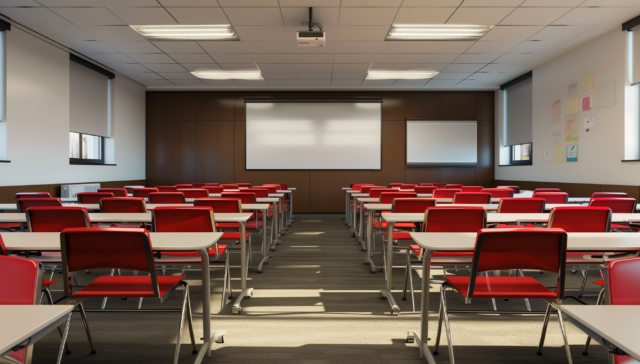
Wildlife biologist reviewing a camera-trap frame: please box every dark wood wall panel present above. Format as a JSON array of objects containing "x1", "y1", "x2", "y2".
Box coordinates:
[
  {"x1": 157, "y1": 120, "x2": 197, "y2": 186},
  {"x1": 272, "y1": 171, "x2": 310, "y2": 213},
  {"x1": 0, "y1": 180, "x2": 146, "y2": 205},
  {"x1": 196, "y1": 120, "x2": 235, "y2": 184}
]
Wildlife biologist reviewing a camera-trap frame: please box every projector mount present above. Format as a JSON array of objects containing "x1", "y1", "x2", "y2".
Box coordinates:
[{"x1": 302, "y1": 7, "x2": 323, "y2": 32}]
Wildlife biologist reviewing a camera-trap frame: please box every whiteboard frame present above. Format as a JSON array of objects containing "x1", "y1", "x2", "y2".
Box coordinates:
[{"x1": 405, "y1": 118, "x2": 478, "y2": 167}]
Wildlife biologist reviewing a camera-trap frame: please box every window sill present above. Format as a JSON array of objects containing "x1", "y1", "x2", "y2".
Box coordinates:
[
  {"x1": 69, "y1": 162, "x2": 116, "y2": 166},
  {"x1": 621, "y1": 159, "x2": 640, "y2": 162},
  {"x1": 0, "y1": 160, "x2": 10, "y2": 163},
  {"x1": 499, "y1": 163, "x2": 532, "y2": 167}
]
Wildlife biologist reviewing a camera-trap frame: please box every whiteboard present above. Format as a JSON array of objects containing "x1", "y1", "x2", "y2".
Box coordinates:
[
  {"x1": 246, "y1": 102, "x2": 381, "y2": 170},
  {"x1": 406, "y1": 120, "x2": 477, "y2": 165}
]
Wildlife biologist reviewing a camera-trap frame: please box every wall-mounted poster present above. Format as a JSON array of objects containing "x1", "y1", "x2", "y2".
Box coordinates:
[
  {"x1": 566, "y1": 144, "x2": 578, "y2": 162},
  {"x1": 580, "y1": 94, "x2": 592, "y2": 112},
  {"x1": 565, "y1": 114, "x2": 579, "y2": 142},
  {"x1": 552, "y1": 99, "x2": 562, "y2": 124},
  {"x1": 582, "y1": 72, "x2": 594, "y2": 91}
]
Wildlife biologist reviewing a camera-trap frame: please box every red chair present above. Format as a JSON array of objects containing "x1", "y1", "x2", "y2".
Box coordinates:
[
  {"x1": 243, "y1": 188, "x2": 269, "y2": 198},
  {"x1": 97, "y1": 188, "x2": 127, "y2": 197},
  {"x1": 257, "y1": 185, "x2": 278, "y2": 194},
  {"x1": 534, "y1": 188, "x2": 561, "y2": 193},
  {"x1": 26, "y1": 206, "x2": 91, "y2": 232},
  {"x1": 60, "y1": 228, "x2": 195, "y2": 363},
  {"x1": 590, "y1": 198, "x2": 638, "y2": 231},
  {"x1": 156, "y1": 186, "x2": 178, "y2": 192},
  {"x1": 368, "y1": 188, "x2": 399, "y2": 198},
  {"x1": 497, "y1": 198, "x2": 545, "y2": 213},
  {"x1": 453, "y1": 192, "x2": 491, "y2": 204},
  {"x1": 220, "y1": 184, "x2": 239, "y2": 189},
  {"x1": 373, "y1": 198, "x2": 435, "y2": 232},
  {"x1": 379, "y1": 192, "x2": 417, "y2": 204},
  {"x1": 461, "y1": 186, "x2": 484, "y2": 192},
  {"x1": 100, "y1": 197, "x2": 147, "y2": 213},
  {"x1": 192, "y1": 183, "x2": 207, "y2": 188},
  {"x1": 432, "y1": 183, "x2": 448, "y2": 188},
  {"x1": 361, "y1": 186, "x2": 386, "y2": 194},
  {"x1": 177, "y1": 188, "x2": 209, "y2": 198},
  {"x1": 76, "y1": 192, "x2": 114, "y2": 204},
  {"x1": 481, "y1": 188, "x2": 514, "y2": 198},
  {"x1": 16, "y1": 198, "x2": 62, "y2": 213},
  {"x1": 389, "y1": 183, "x2": 404, "y2": 187},
  {"x1": 175, "y1": 184, "x2": 193, "y2": 189},
  {"x1": 207, "y1": 183, "x2": 220, "y2": 186},
  {"x1": 351, "y1": 184, "x2": 373, "y2": 191},
  {"x1": 15, "y1": 192, "x2": 51, "y2": 200},
  {"x1": 499, "y1": 186, "x2": 521, "y2": 193},
  {"x1": 432, "y1": 189, "x2": 461, "y2": 199},
  {"x1": 434, "y1": 228, "x2": 569, "y2": 363},
  {"x1": 203, "y1": 186, "x2": 224, "y2": 194},
  {"x1": 237, "y1": 183, "x2": 251, "y2": 188},
  {"x1": 132, "y1": 188, "x2": 159, "y2": 199},
  {"x1": 446, "y1": 184, "x2": 463, "y2": 189},
  {"x1": 149, "y1": 192, "x2": 186, "y2": 204},
  {"x1": 123, "y1": 186, "x2": 143, "y2": 194},
  {"x1": 220, "y1": 193, "x2": 263, "y2": 230},
  {"x1": 590, "y1": 192, "x2": 628, "y2": 201},
  {"x1": 415, "y1": 186, "x2": 437, "y2": 194},
  {"x1": 533, "y1": 192, "x2": 569, "y2": 204},
  {"x1": 420, "y1": 183, "x2": 433, "y2": 186},
  {"x1": 400, "y1": 184, "x2": 417, "y2": 190}
]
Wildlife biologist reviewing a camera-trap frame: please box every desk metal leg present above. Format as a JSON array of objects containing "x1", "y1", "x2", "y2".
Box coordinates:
[
  {"x1": 288, "y1": 191, "x2": 293, "y2": 226},
  {"x1": 359, "y1": 205, "x2": 366, "y2": 251},
  {"x1": 269, "y1": 206, "x2": 277, "y2": 251},
  {"x1": 407, "y1": 250, "x2": 436, "y2": 364},
  {"x1": 280, "y1": 197, "x2": 285, "y2": 234},
  {"x1": 344, "y1": 191, "x2": 349, "y2": 222},
  {"x1": 258, "y1": 209, "x2": 270, "y2": 273},
  {"x1": 380, "y1": 222, "x2": 400, "y2": 315},
  {"x1": 364, "y1": 211, "x2": 377, "y2": 272},
  {"x1": 232, "y1": 222, "x2": 253, "y2": 314},
  {"x1": 195, "y1": 248, "x2": 226, "y2": 361},
  {"x1": 352, "y1": 197, "x2": 358, "y2": 235}
]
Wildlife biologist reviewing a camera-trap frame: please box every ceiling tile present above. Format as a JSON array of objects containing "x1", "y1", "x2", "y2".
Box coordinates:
[
  {"x1": 128, "y1": 53, "x2": 176, "y2": 63},
  {"x1": 108, "y1": 7, "x2": 177, "y2": 25},
  {"x1": 465, "y1": 41, "x2": 519, "y2": 53},
  {"x1": 552, "y1": 8, "x2": 630, "y2": 26},
  {"x1": 0, "y1": 8, "x2": 70, "y2": 26},
  {"x1": 298, "y1": 80, "x2": 331, "y2": 86},
  {"x1": 373, "y1": 53, "x2": 419, "y2": 63},
  {"x1": 234, "y1": 26, "x2": 288, "y2": 41},
  {"x1": 98, "y1": 0, "x2": 160, "y2": 6},
  {"x1": 493, "y1": 53, "x2": 547, "y2": 63},
  {"x1": 170, "y1": 79, "x2": 206, "y2": 86},
  {"x1": 331, "y1": 72, "x2": 367, "y2": 79},
  {"x1": 454, "y1": 53, "x2": 502, "y2": 63},
  {"x1": 292, "y1": 54, "x2": 333, "y2": 63},
  {"x1": 253, "y1": 53, "x2": 296, "y2": 63},
  {"x1": 331, "y1": 79, "x2": 363, "y2": 86},
  {"x1": 279, "y1": 0, "x2": 341, "y2": 6},
  {"x1": 169, "y1": 53, "x2": 216, "y2": 63},
  {"x1": 243, "y1": 41, "x2": 291, "y2": 53},
  {"x1": 377, "y1": 41, "x2": 429, "y2": 53},
  {"x1": 460, "y1": 0, "x2": 524, "y2": 5},
  {"x1": 334, "y1": 41, "x2": 382, "y2": 53},
  {"x1": 218, "y1": 0, "x2": 278, "y2": 6},
  {"x1": 119, "y1": 72, "x2": 162, "y2": 81},
  {"x1": 281, "y1": 7, "x2": 339, "y2": 26},
  {"x1": 425, "y1": 79, "x2": 460, "y2": 87},
  {"x1": 406, "y1": 63, "x2": 449, "y2": 71},
  {"x1": 580, "y1": 0, "x2": 639, "y2": 4},
  {"x1": 223, "y1": 8, "x2": 283, "y2": 26},
  {"x1": 521, "y1": 0, "x2": 583, "y2": 5},
  {"x1": 469, "y1": 72, "x2": 516, "y2": 82},
  {"x1": 266, "y1": 80, "x2": 300, "y2": 86},
  {"x1": 257, "y1": 63, "x2": 297, "y2": 72},
  {"x1": 402, "y1": 0, "x2": 462, "y2": 5},
  {"x1": 211, "y1": 54, "x2": 256, "y2": 63},
  {"x1": 334, "y1": 53, "x2": 376, "y2": 63},
  {"x1": 295, "y1": 63, "x2": 333, "y2": 72},
  {"x1": 334, "y1": 26, "x2": 389, "y2": 41},
  {"x1": 145, "y1": 63, "x2": 189, "y2": 72},
  {"x1": 393, "y1": 79, "x2": 429, "y2": 86},
  {"x1": 508, "y1": 40, "x2": 568, "y2": 53},
  {"x1": 0, "y1": 0, "x2": 40, "y2": 5},
  {"x1": 500, "y1": 8, "x2": 571, "y2": 25},
  {"x1": 331, "y1": 63, "x2": 371, "y2": 72},
  {"x1": 159, "y1": 0, "x2": 220, "y2": 5},
  {"x1": 180, "y1": 63, "x2": 222, "y2": 71},
  {"x1": 158, "y1": 72, "x2": 199, "y2": 79},
  {"x1": 50, "y1": 8, "x2": 124, "y2": 25},
  {"x1": 482, "y1": 63, "x2": 530, "y2": 72},
  {"x1": 442, "y1": 63, "x2": 486, "y2": 72},
  {"x1": 413, "y1": 53, "x2": 460, "y2": 63},
  {"x1": 457, "y1": 79, "x2": 493, "y2": 86},
  {"x1": 216, "y1": 63, "x2": 258, "y2": 70},
  {"x1": 81, "y1": 25, "x2": 147, "y2": 41},
  {"x1": 529, "y1": 25, "x2": 596, "y2": 40},
  {"x1": 342, "y1": 0, "x2": 402, "y2": 6},
  {"x1": 339, "y1": 8, "x2": 398, "y2": 26},
  {"x1": 432, "y1": 72, "x2": 471, "y2": 79},
  {"x1": 152, "y1": 41, "x2": 205, "y2": 53},
  {"x1": 89, "y1": 53, "x2": 135, "y2": 63},
  {"x1": 199, "y1": 41, "x2": 247, "y2": 53},
  {"x1": 297, "y1": 72, "x2": 331, "y2": 79},
  {"x1": 103, "y1": 63, "x2": 150, "y2": 73},
  {"x1": 165, "y1": 8, "x2": 229, "y2": 24},
  {"x1": 288, "y1": 42, "x2": 336, "y2": 54},
  {"x1": 480, "y1": 25, "x2": 544, "y2": 41},
  {"x1": 447, "y1": 8, "x2": 515, "y2": 24},
  {"x1": 234, "y1": 79, "x2": 270, "y2": 86},
  {"x1": 369, "y1": 63, "x2": 410, "y2": 71},
  {"x1": 37, "y1": 0, "x2": 101, "y2": 6},
  {"x1": 30, "y1": 25, "x2": 97, "y2": 42},
  {"x1": 361, "y1": 79, "x2": 396, "y2": 86},
  {"x1": 143, "y1": 79, "x2": 176, "y2": 86},
  {"x1": 107, "y1": 41, "x2": 162, "y2": 53},
  {"x1": 393, "y1": 7, "x2": 455, "y2": 24},
  {"x1": 422, "y1": 41, "x2": 474, "y2": 53},
  {"x1": 67, "y1": 41, "x2": 119, "y2": 54},
  {"x1": 200, "y1": 79, "x2": 239, "y2": 86}
]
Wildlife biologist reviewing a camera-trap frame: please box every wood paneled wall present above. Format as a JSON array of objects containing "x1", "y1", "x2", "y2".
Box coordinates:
[
  {"x1": 0, "y1": 180, "x2": 146, "y2": 203},
  {"x1": 146, "y1": 91, "x2": 495, "y2": 213}
]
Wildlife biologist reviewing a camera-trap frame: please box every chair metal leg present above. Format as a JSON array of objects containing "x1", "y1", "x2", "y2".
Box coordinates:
[
  {"x1": 221, "y1": 257, "x2": 229, "y2": 310},
  {"x1": 408, "y1": 253, "x2": 415, "y2": 312},
  {"x1": 433, "y1": 288, "x2": 445, "y2": 355},
  {"x1": 518, "y1": 270, "x2": 532, "y2": 311},
  {"x1": 583, "y1": 287, "x2": 606, "y2": 356},
  {"x1": 537, "y1": 303, "x2": 552, "y2": 356},
  {"x1": 557, "y1": 308, "x2": 574, "y2": 364},
  {"x1": 185, "y1": 286, "x2": 197, "y2": 354},
  {"x1": 402, "y1": 251, "x2": 410, "y2": 301},
  {"x1": 440, "y1": 284, "x2": 455, "y2": 364},
  {"x1": 577, "y1": 270, "x2": 589, "y2": 298},
  {"x1": 137, "y1": 297, "x2": 143, "y2": 310},
  {"x1": 78, "y1": 303, "x2": 97, "y2": 355},
  {"x1": 101, "y1": 268, "x2": 116, "y2": 310},
  {"x1": 56, "y1": 313, "x2": 72, "y2": 364},
  {"x1": 43, "y1": 288, "x2": 72, "y2": 355},
  {"x1": 173, "y1": 283, "x2": 189, "y2": 364}
]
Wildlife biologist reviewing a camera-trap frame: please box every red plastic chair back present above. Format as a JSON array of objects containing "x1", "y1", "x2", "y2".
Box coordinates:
[
  {"x1": 149, "y1": 192, "x2": 186, "y2": 204},
  {"x1": 156, "y1": 186, "x2": 178, "y2": 192},
  {"x1": 0, "y1": 235, "x2": 6, "y2": 255},
  {"x1": 15, "y1": 192, "x2": 51, "y2": 200},
  {"x1": 175, "y1": 184, "x2": 193, "y2": 189},
  {"x1": 221, "y1": 184, "x2": 239, "y2": 189},
  {"x1": 547, "y1": 206, "x2": 611, "y2": 232},
  {"x1": 236, "y1": 183, "x2": 252, "y2": 188},
  {"x1": 360, "y1": 186, "x2": 385, "y2": 194},
  {"x1": 177, "y1": 188, "x2": 209, "y2": 198},
  {"x1": 391, "y1": 198, "x2": 436, "y2": 213},
  {"x1": 369, "y1": 188, "x2": 399, "y2": 198},
  {"x1": 461, "y1": 186, "x2": 484, "y2": 192},
  {"x1": 207, "y1": 183, "x2": 220, "y2": 186},
  {"x1": 243, "y1": 188, "x2": 269, "y2": 198},
  {"x1": 432, "y1": 183, "x2": 448, "y2": 188},
  {"x1": 453, "y1": 192, "x2": 491, "y2": 204},
  {"x1": 352, "y1": 184, "x2": 373, "y2": 191},
  {"x1": 203, "y1": 186, "x2": 224, "y2": 194},
  {"x1": 400, "y1": 184, "x2": 417, "y2": 190},
  {"x1": 192, "y1": 183, "x2": 207, "y2": 188},
  {"x1": 98, "y1": 188, "x2": 127, "y2": 197},
  {"x1": 264, "y1": 184, "x2": 283, "y2": 190},
  {"x1": 195, "y1": 198, "x2": 243, "y2": 213},
  {"x1": 500, "y1": 186, "x2": 520, "y2": 193},
  {"x1": 608, "y1": 257, "x2": 640, "y2": 305},
  {"x1": 100, "y1": 197, "x2": 147, "y2": 213},
  {"x1": 389, "y1": 183, "x2": 404, "y2": 187},
  {"x1": 77, "y1": 192, "x2": 114, "y2": 204},
  {"x1": 446, "y1": 184, "x2": 463, "y2": 189},
  {"x1": 432, "y1": 189, "x2": 461, "y2": 199},
  {"x1": 533, "y1": 192, "x2": 569, "y2": 204},
  {"x1": 257, "y1": 186, "x2": 278, "y2": 194},
  {"x1": 26, "y1": 206, "x2": 91, "y2": 232},
  {"x1": 481, "y1": 188, "x2": 514, "y2": 198},
  {"x1": 420, "y1": 183, "x2": 433, "y2": 186},
  {"x1": 589, "y1": 198, "x2": 636, "y2": 213},
  {"x1": 16, "y1": 198, "x2": 62, "y2": 213},
  {"x1": 424, "y1": 206, "x2": 487, "y2": 232},
  {"x1": 590, "y1": 192, "x2": 628, "y2": 201},
  {"x1": 415, "y1": 186, "x2": 437, "y2": 194},
  {"x1": 132, "y1": 188, "x2": 159, "y2": 199},
  {"x1": 0, "y1": 255, "x2": 41, "y2": 304},
  {"x1": 152, "y1": 206, "x2": 215, "y2": 233},
  {"x1": 534, "y1": 188, "x2": 561, "y2": 193},
  {"x1": 497, "y1": 198, "x2": 545, "y2": 213},
  {"x1": 221, "y1": 192, "x2": 256, "y2": 205},
  {"x1": 379, "y1": 192, "x2": 417, "y2": 204}
]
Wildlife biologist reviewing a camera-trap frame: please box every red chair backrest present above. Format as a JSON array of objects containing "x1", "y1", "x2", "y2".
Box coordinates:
[
  {"x1": 237, "y1": 183, "x2": 252, "y2": 188},
  {"x1": 432, "y1": 189, "x2": 461, "y2": 198},
  {"x1": 533, "y1": 192, "x2": 569, "y2": 204},
  {"x1": 221, "y1": 192, "x2": 256, "y2": 205},
  {"x1": 175, "y1": 184, "x2": 193, "y2": 189},
  {"x1": 352, "y1": 184, "x2": 373, "y2": 191},
  {"x1": 453, "y1": 192, "x2": 491, "y2": 204},
  {"x1": 497, "y1": 198, "x2": 545, "y2": 213},
  {"x1": 446, "y1": 184, "x2": 463, "y2": 189},
  {"x1": 590, "y1": 192, "x2": 628, "y2": 201},
  {"x1": 589, "y1": 198, "x2": 636, "y2": 213},
  {"x1": 156, "y1": 186, "x2": 178, "y2": 192},
  {"x1": 280, "y1": 183, "x2": 288, "y2": 190},
  {"x1": 481, "y1": 188, "x2": 514, "y2": 198},
  {"x1": 207, "y1": 183, "x2": 220, "y2": 186},
  {"x1": 149, "y1": 192, "x2": 186, "y2": 204},
  {"x1": 177, "y1": 188, "x2": 209, "y2": 198},
  {"x1": 379, "y1": 192, "x2": 417, "y2": 204},
  {"x1": 400, "y1": 184, "x2": 417, "y2": 190},
  {"x1": 152, "y1": 206, "x2": 215, "y2": 232},
  {"x1": 258, "y1": 186, "x2": 278, "y2": 194},
  {"x1": 221, "y1": 184, "x2": 239, "y2": 189},
  {"x1": 547, "y1": 206, "x2": 611, "y2": 232},
  {"x1": 389, "y1": 183, "x2": 404, "y2": 187},
  {"x1": 415, "y1": 186, "x2": 437, "y2": 194},
  {"x1": 202, "y1": 186, "x2": 224, "y2": 194},
  {"x1": 608, "y1": 257, "x2": 640, "y2": 305},
  {"x1": 420, "y1": 183, "x2": 433, "y2": 186},
  {"x1": 468, "y1": 228, "x2": 567, "y2": 299},
  {"x1": 192, "y1": 183, "x2": 207, "y2": 188},
  {"x1": 369, "y1": 188, "x2": 399, "y2": 198},
  {"x1": 16, "y1": 198, "x2": 62, "y2": 213},
  {"x1": 500, "y1": 186, "x2": 520, "y2": 193},
  {"x1": 461, "y1": 186, "x2": 484, "y2": 192},
  {"x1": 534, "y1": 188, "x2": 561, "y2": 193},
  {"x1": 77, "y1": 192, "x2": 114, "y2": 204},
  {"x1": 432, "y1": 183, "x2": 448, "y2": 188},
  {"x1": 0, "y1": 255, "x2": 41, "y2": 304},
  {"x1": 100, "y1": 197, "x2": 147, "y2": 213},
  {"x1": 0, "y1": 235, "x2": 6, "y2": 255},
  {"x1": 26, "y1": 206, "x2": 91, "y2": 232},
  {"x1": 391, "y1": 198, "x2": 437, "y2": 213},
  {"x1": 15, "y1": 192, "x2": 51, "y2": 200},
  {"x1": 360, "y1": 186, "x2": 385, "y2": 194},
  {"x1": 424, "y1": 206, "x2": 487, "y2": 232},
  {"x1": 264, "y1": 184, "x2": 283, "y2": 190},
  {"x1": 132, "y1": 188, "x2": 159, "y2": 198},
  {"x1": 243, "y1": 188, "x2": 269, "y2": 198},
  {"x1": 98, "y1": 188, "x2": 127, "y2": 197},
  {"x1": 195, "y1": 198, "x2": 242, "y2": 213}
]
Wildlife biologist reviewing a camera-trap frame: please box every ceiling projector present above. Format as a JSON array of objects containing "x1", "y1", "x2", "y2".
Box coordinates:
[{"x1": 297, "y1": 7, "x2": 325, "y2": 47}]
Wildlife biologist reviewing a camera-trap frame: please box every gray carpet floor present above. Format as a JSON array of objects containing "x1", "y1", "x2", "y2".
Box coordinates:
[{"x1": 31, "y1": 214, "x2": 609, "y2": 363}]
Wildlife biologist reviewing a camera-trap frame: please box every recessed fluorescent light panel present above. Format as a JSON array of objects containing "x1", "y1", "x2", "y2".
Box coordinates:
[
  {"x1": 130, "y1": 25, "x2": 238, "y2": 41},
  {"x1": 192, "y1": 71, "x2": 263, "y2": 80},
  {"x1": 386, "y1": 25, "x2": 493, "y2": 41},
  {"x1": 366, "y1": 71, "x2": 437, "y2": 80}
]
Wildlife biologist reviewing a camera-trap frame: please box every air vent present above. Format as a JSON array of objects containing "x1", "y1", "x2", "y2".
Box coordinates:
[{"x1": 298, "y1": 31, "x2": 324, "y2": 38}]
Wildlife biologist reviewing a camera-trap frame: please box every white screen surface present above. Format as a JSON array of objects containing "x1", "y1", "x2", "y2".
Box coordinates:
[
  {"x1": 246, "y1": 102, "x2": 381, "y2": 169},
  {"x1": 406, "y1": 120, "x2": 477, "y2": 165}
]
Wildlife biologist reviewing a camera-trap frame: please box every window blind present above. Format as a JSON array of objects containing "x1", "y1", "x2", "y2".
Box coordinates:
[
  {"x1": 632, "y1": 30, "x2": 640, "y2": 85},
  {"x1": 503, "y1": 76, "x2": 532, "y2": 146},
  {"x1": 69, "y1": 58, "x2": 111, "y2": 137}
]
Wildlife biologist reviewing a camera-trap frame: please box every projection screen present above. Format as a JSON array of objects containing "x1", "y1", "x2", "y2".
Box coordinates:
[
  {"x1": 245, "y1": 101, "x2": 382, "y2": 170},
  {"x1": 406, "y1": 120, "x2": 477, "y2": 166}
]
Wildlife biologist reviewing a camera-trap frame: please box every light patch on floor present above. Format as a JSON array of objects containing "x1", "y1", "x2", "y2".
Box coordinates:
[
  {"x1": 275, "y1": 265, "x2": 321, "y2": 268},
  {"x1": 290, "y1": 246, "x2": 320, "y2": 248},
  {"x1": 293, "y1": 232, "x2": 325, "y2": 236}
]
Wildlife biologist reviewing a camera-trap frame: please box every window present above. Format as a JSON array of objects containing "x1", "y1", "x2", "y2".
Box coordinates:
[
  {"x1": 510, "y1": 142, "x2": 532, "y2": 165},
  {"x1": 500, "y1": 72, "x2": 533, "y2": 166},
  {"x1": 0, "y1": 19, "x2": 10, "y2": 162},
  {"x1": 69, "y1": 132, "x2": 103, "y2": 164}
]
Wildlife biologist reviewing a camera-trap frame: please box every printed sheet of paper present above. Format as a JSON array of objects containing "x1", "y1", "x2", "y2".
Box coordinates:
[
  {"x1": 580, "y1": 94, "x2": 592, "y2": 112},
  {"x1": 595, "y1": 78, "x2": 615, "y2": 109},
  {"x1": 565, "y1": 114, "x2": 579, "y2": 142},
  {"x1": 566, "y1": 97, "x2": 579, "y2": 115},
  {"x1": 567, "y1": 80, "x2": 579, "y2": 98},
  {"x1": 552, "y1": 99, "x2": 562, "y2": 124},
  {"x1": 566, "y1": 144, "x2": 578, "y2": 163},
  {"x1": 552, "y1": 131, "x2": 563, "y2": 145},
  {"x1": 543, "y1": 148, "x2": 551, "y2": 162},
  {"x1": 582, "y1": 72, "x2": 594, "y2": 91},
  {"x1": 554, "y1": 146, "x2": 564, "y2": 163},
  {"x1": 584, "y1": 116, "x2": 595, "y2": 129}
]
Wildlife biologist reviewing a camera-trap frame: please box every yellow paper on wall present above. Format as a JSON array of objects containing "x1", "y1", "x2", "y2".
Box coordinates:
[
  {"x1": 554, "y1": 146, "x2": 563, "y2": 163},
  {"x1": 566, "y1": 97, "x2": 578, "y2": 116}
]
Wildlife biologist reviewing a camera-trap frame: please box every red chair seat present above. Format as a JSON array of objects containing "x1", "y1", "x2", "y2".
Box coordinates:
[
  {"x1": 446, "y1": 276, "x2": 558, "y2": 299},
  {"x1": 164, "y1": 245, "x2": 227, "y2": 257},
  {"x1": 496, "y1": 224, "x2": 532, "y2": 228},
  {"x1": 611, "y1": 223, "x2": 640, "y2": 231},
  {"x1": 42, "y1": 280, "x2": 57, "y2": 286},
  {"x1": 221, "y1": 233, "x2": 251, "y2": 240},
  {"x1": 384, "y1": 232, "x2": 413, "y2": 240},
  {"x1": 373, "y1": 221, "x2": 416, "y2": 229},
  {"x1": 410, "y1": 245, "x2": 473, "y2": 258},
  {"x1": 616, "y1": 355, "x2": 640, "y2": 364},
  {"x1": 0, "y1": 223, "x2": 21, "y2": 230},
  {"x1": 216, "y1": 221, "x2": 263, "y2": 229},
  {"x1": 72, "y1": 275, "x2": 185, "y2": 298},
  {"x1": 257, "y1": 212, "x2": 274, "y2": 217}
]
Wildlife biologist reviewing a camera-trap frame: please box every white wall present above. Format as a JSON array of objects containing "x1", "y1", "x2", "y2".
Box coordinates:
[
  {"x1": 0, "y1": 28, "x2": 145, "y2": 186},
  {"x1": 496, "y1": 29, "x2": 640, "y2": 186}
]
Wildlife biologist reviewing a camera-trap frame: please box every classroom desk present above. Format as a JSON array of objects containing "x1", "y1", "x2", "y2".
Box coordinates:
[
  {"x1": 342, "y1": 187, "x2": 351, "y2": 222},
  {"x1": 257, "y1": 197, "x2": 281, "y2": 251},
  {"x1": 1, "y1": 232, "x2": 227, "y2": 362},
  {"x1": 562, "y1": 305, "x2": 640, "y2": 362},
  {"x1": 278, "y1": 190, "x2": 294, "y2": 227},
  {"x1": 0, "y1": 305, "x2": 73, "y2": 364}
]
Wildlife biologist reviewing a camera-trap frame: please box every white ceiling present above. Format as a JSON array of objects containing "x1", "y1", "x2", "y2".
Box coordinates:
[{"x1": 1, "y1": 0, "x2": 639, "y2": 90}]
